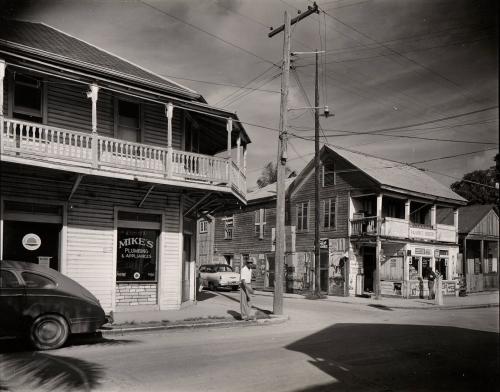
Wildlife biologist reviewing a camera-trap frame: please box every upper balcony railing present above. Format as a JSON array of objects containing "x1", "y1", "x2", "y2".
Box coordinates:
[
  {"x1": 350, "y1": 216, "x2": 456, "y2": 243},
  {"x1": 0, "y1": 118, "x2": 246, "y2": 198}
]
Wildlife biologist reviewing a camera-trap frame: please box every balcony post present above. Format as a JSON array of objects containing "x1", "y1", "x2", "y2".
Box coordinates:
[
  {"x1": 0, "y1": 60, "x2": 5, "y2": 150},
  {"x1": 166, "y1": 102, "x2": 173, "y2": 177},
  {"x1": 226, "y1": 117, "x2": 232, "y2": 182},
  {"x1": 236, "y1": 133, "x2": 241, "y2": 168},
  {"x1": 405, "y1": 200, "x2": 410, "y2": 220},
  {"x1": 431, "y1": 204, "x2": 437, "y2": 228},
  {"x1": 243, "y1": 145, "x2": 247, "y2": 175},
  {"x1": 453, "y1": 208, "x2": 459, "y2": 243},
  {"x1": 86, "y1": 83, "x2": 99, "y2": 168}
]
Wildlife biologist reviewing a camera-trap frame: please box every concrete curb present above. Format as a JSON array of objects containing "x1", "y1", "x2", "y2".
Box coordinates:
[{"x1": 100, "y1": 315, "x2": 289, "y2": 336}]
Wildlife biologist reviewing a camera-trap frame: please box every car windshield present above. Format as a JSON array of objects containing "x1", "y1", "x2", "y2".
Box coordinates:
[{"x1": 217, "y1": 265, "x2": 233, "y2": 272}]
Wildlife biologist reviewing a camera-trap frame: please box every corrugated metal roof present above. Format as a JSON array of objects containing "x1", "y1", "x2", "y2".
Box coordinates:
[
  {"x1": 0, "y1": 19, "x2": 199, "y2": 98},
  {"x1": 457, "y1": 204, "x2": 497, "y2": 234},
  {"x1": 324, "y1": 145, "x2": 467, "y2": 203},
  {"x1": 247, "y1": 178, "x2": 295, "y2": 202}
]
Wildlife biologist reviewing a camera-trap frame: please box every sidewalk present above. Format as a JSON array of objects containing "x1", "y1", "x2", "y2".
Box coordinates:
[
  {"x1": 101, "y1": 290, "x2": 498, "y2": 336},
  {"x1": 254, "y1": 289, "x2": 500, "y2": 310}
]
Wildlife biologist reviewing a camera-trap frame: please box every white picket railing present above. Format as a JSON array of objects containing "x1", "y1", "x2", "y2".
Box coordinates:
[{"x1": 1, "y1": 118, "x2": 246, "y2": 197}]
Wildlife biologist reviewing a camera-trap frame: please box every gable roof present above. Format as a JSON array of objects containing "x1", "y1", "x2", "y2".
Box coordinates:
[
  {"x1": 0, "y1": 19, "x2": 200, "y2": 99},
  {"x1": 291, "y1": 145, "x2": 467, "y2": 204},
  {"x1": 247, "y1": 178, "x2": 295, "y2": 203},
  {"x1": 457, "y1": 204, "x2": 498, "y2": 234}
]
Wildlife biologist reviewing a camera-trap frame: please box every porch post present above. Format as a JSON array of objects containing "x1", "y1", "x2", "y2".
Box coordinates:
[
  {"x1": 243, "y1": 145, "x2": 247, "y2": 175},
  {"x1": 226, "y1": 117, "x2": 232, "y2": 182},
  {"x1": 166, "y1": 102, "x2": 173, "y2": 177},
  {"x1": 375, "y1": 194, "x2": 383, "y2": 300},
  {"x1": 404, "y1": 200, "x2": 410, "y2": 221},
  {"x1": 453, "y1": 208, "x2": 459, "y2": 243},
  {"x1": 0, "y1": 60, "x2": 6, "y2": 149},
  {"x1": 431, "y1": 204, "x2": 436, "y2": 228},
  {"x1": 87, "y1": 83, "x2": 99, "y2": 168},
  {"x1": 236, "y1": 133, "x2": 241, "y2": 168},
  {"x1": 480, "y1": 239, "x2": 484, "y2": 274}
]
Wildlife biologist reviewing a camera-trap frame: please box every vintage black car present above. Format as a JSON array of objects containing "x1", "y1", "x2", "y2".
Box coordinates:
[{"x1": 0, "y1": 260, "x2": 108, "y2": 350}]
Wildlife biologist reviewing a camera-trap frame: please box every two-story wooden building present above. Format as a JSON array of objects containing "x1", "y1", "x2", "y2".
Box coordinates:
[
  {"x1": 0, "y1": 20, "x2": 250, "y2": 312},
  {"x1": 288, "y1": 145, "x2": 467, "y2": 298},
  {"x1": 210, "y1": 178, "x2": 295, "y2": 290}
]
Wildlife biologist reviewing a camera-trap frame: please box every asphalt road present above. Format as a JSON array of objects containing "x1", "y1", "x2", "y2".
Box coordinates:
[{"x1": 1, "y1": 293, "x2": 498, "y2": 392}]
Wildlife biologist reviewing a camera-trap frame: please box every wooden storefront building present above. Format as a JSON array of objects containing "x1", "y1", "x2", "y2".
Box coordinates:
[{"x1": 0, "y1": 20, "x2": 250, "y2": 312}]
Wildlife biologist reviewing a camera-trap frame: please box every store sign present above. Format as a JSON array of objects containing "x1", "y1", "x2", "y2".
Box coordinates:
[
  {"x1": 320, "y1": 239, "x2": 329, "y2": 249},
  {"x1": 117, "y1": 228, "x2": 157, "y2": 282},
  {"x1": 22, "y1": 233, "x2": 41, "y2": 251},
  {"x1": 409, "y1": 227, "x2": 436, "y2": 240}
]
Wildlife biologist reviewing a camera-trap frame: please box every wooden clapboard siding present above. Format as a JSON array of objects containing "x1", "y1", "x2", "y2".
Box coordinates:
[
  {"x1": 291, "y1": 153, "x2": 378, "y2": 252},
  {"x1": 469, "y1": 210, "x2": 499, "y2": 238},
  {"x1": 143, "y1": 103, "x2": 183, "y2": 150},
  {"x1": 214, "y1": 200, "x2": 276, "y2": 255},
  {"x1": 47, "y1": 79, "x2": 92, "y2": 133}
]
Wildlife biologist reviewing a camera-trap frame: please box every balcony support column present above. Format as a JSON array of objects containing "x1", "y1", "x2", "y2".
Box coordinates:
[
  {"x1": 87, "y1": 83, "x2": 99, "y2": 168},
  {"x1": 226, "y1": 118, "x2": 232, "y2": 183},
  {"x1": 431, "y1": 204, "x2": 437, "y2": 228},
  {"x1": 166, "y1": 103, "x2": 174, "y2": 177},
  {"x1": 243, "y1": 145, "x2": 247, "y2": 175},
  {"x1": 236, "y1": 133, "x2": 241, "y2": 168},
  {"x1": 453, "y1": 208, "x2": 459, "y2": 243},
  {"x1": 0, "y1": 60, "x2": 5, "y2": 150},
  {"x1": 405, "y1": 200, "x2": 410, "y2": 220}
]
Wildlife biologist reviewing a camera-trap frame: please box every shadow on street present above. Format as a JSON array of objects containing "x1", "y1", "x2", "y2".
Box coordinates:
[
  {"x1": 0, "y1": 333, "x2": 139, "y2": 391},
  {"x1": 286, "y1": 323, "x2": 499, "y2": 391}
]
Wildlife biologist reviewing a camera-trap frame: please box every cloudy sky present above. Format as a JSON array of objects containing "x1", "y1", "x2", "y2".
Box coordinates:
[{"x1": 3, "y1": 0, "x2": 498, "y2": 189}]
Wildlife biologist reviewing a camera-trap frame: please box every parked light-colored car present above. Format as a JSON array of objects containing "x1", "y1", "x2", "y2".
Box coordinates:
[{"x1": 199, "y1": 264, "x2": 240, "y2": 291}]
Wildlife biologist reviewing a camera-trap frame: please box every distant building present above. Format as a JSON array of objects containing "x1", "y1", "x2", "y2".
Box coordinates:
[{"x1": 456, "y1": 205, "x2": 498, "y2": 292}]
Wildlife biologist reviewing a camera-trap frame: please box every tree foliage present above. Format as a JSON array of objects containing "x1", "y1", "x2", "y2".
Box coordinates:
[
  {"x1": 451, "y1": 155, "x2": 499, "y2": 205},
  {"x1": 256, "y1": 161, "x2": 296, "y2": 188}
]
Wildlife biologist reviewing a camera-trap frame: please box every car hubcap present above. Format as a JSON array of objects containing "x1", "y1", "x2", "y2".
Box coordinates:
[{"x1": 37, "y1": 320, "x2": 61, "y2": 343}]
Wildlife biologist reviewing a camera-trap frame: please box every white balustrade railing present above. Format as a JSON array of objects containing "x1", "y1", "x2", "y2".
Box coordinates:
[
  {"x1": 171, "y1": 150, "x2": 227, "y2": 182},
  {"x1": 1, "y1": 118, "x2": 246, "y2": 196},
  {"x1": 2, "y1": 118, "x2": 93, "y2": 162}
]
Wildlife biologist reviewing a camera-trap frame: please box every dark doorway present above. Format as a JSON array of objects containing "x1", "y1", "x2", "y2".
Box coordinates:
[
  {"x1": 266, "y1": 254, "x2": 275, "y2": 288},
  {"x1": 3, "y1": 221, "x2": 61, "y2": 270},
  {"x1": 182, "y1": 234, "x2": 192, "y2": 302},
  {"x1": 320, "y1": 250, "x2": 329, "y2": 293},
  {"x1": 363, "y1": 247, "x2": 376, "y2": 293}
]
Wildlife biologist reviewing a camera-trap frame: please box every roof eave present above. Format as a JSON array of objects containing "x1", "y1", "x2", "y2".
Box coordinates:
[{"x1": 379, "y1": 185, "x2": 468, "y2": 205}]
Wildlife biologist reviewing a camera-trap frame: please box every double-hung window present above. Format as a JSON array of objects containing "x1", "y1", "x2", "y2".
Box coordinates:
[
  {"x1": 116, "y1": 99, "x2": 141, "y2": 142},
  {"x1": 223, "y1": 216, "x2": 234, "y2": 240},
  {"x1": 322, "y1": 159, "x2": 336, "y2": 187},
  {"x1": 323, "y1": 198, "x2": 336, "y2": 230},
  {"x1": 13, "y1": 74, "x2": 43, "y2": 123},
  {"x1": 296, "y1": 202, "x2": 309, "y2": 231},
  {"x1": 254, "y1": 209, "x2": 266, "y2": 239},
  {"x1": 199, "y1": 220, "x2": 208, "y2": 234}
]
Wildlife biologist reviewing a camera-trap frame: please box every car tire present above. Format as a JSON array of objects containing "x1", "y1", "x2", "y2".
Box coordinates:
[
  {"x1": 232, "y1": 286, "x2": 239, "y2": 291},
  {"x1": 30, "y1": 314, "x2": 69, "y2": 350},
  {"x1": 208, "y1": 282, "x2": 215, "y2": 291}
]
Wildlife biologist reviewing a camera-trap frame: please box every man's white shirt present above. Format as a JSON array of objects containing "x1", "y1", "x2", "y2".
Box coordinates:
[{"x1": 240, "y1": 265, "x2": 252, "y2": 283}]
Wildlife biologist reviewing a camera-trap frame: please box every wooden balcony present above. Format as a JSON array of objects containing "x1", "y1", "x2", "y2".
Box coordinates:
[
  {"x1": 0, "y1": 118, "x2": 247, "y2": 200},
  {"x1": 350, "y1": 216, "x2": 456, "y2": 243}
]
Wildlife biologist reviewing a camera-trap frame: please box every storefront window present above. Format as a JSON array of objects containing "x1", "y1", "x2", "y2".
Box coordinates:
[{"x1": 116, "y1": 228, "x2": 158, "y2": 282}]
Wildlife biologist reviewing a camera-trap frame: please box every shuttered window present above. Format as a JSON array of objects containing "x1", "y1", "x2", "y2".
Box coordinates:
[
  {"x1": 323, "y1": 198, "x2": 336, "y2": 230},
  {"x1": 254, "y1": 209, "x2": 266, "y2": 239},
  {"x1": 296, "y1": 202, "x2": 309, "y2": 231},
  {"x1": 13, "y1": 74, "x2": 43, "y2": 123},
  {"x1": 117, "y1": 99, "x2": 141, "y2": 142},
  {"x1": 322, "y1": 159, "x2": 335, "y2": 187}
]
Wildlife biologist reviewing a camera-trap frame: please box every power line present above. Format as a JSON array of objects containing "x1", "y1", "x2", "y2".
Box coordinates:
[
  {"x1": 220, "y1": 71, "x2": 282, "y2": 108},
  {"x1": 139, "y1": 0, "x2": 281, "y2": 69}
]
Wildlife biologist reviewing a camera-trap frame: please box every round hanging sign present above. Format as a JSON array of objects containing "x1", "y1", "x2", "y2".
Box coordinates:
[
  {"x1": 133, "y1": 272, "x2": 141, "y2": 280},
  {"x1": 22, "y1": 233, "x2": 41, "y2": 251}
]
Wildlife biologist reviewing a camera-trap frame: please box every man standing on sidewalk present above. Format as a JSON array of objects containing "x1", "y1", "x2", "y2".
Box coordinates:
[{"x1": 240, "y1": 260, "x2": 255, "y2": 321}]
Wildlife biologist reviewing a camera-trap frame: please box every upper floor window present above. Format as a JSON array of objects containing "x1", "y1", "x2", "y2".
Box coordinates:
[
  {"x1": 296, "y1": 202, "x2": 309, "y2": 231},
  {"x1": 117, "y1": 99, "x2": 141, "y2": 142},
  {"x1": 322, "y1": 159, "x2": 335, "y2": 187},
  {"x1": 13, "y1": 74, "x2": 43, "y2": 123},
  {"x1": 255, "y1": 208, "x2": 266, "y2": 239},
  {"x1": 199, "y1": 220, "x2": 208, "y2": 234},
  {"x1": 323, "y1": 198, "x2": 336, "y2": 230},
  {"x1": 223, "y1": 216, "x2": 234, "y2": 240}
]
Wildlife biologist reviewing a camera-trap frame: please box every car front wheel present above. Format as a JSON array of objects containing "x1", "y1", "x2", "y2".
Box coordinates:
[{"x1": 30, "y1": 314, "x2": 69, "y2": 350}]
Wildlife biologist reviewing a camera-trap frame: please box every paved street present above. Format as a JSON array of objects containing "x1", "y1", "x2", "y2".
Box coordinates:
[{"x1": 1, "y1": 293, "x2": 498, "y2": 392}]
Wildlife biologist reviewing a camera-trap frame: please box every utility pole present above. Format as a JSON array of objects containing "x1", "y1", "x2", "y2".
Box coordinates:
[
  {"x1": 269, "y1": 3, "x2": 318, "y2": 315},
  {"x1": 314, "y1": 50, "x2": 321, "y2": 297}
]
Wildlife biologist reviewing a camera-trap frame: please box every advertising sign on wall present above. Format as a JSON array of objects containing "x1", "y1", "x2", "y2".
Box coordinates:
[{"x1": 117, "y1": 228, "x2": 157, "y2": 282}]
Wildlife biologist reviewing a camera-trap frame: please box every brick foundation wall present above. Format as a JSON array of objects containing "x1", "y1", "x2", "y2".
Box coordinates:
[{"x1": 116, "y1": 283, "x2": 158, "y2": 306}]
